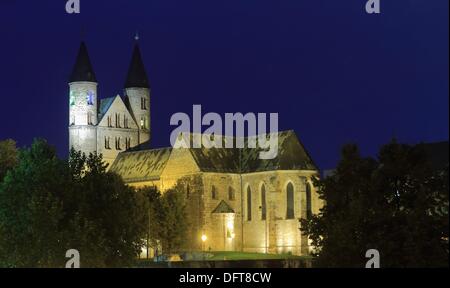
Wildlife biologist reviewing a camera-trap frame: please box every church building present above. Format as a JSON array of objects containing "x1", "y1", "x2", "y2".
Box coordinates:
[
  {"x1": 68, "y1": 40, "x2": 323, "y2": 256},
  {"x1": 69, "y1": 40, "x2": 150, "y2": 166}
]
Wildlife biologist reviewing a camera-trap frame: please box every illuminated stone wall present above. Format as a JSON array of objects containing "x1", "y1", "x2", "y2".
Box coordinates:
[
  {"x1": 69, "y1": 125, "x2": 97, "y2": 156},
  {"x1": 141, "y1": 159, "x2": 322, "y2": 256},
  {"x1": 125, "y1": 87, "x2": 151, "y2": 145},
  {"x1": 199, "y1": 173, "x2": 243, "y2": 252},
  {"x1": 68, "y1": 85, "x2": 150, "y2": 169},
  {"x1": 239, "y1": 170, "x2": 321, "y2": 255},
  {"x1": 69, "y1": 81, "x2": 98, "y2": 156},
  {"x1": 96, "y1": 96, "x2": 140, "y2": 167},
  {"x1": 159, "y1": 148, "x2": 200, "y2": 191},
  {"x1": 96, "y1": 127, "x2": 139, "y2": 167},
  {"x1": 109, "y1": 134, "x2": 323, "y2": 256}
]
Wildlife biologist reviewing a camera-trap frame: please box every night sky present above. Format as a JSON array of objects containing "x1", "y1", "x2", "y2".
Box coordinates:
[{"x1": 0, "y1": 0, "x2": 448, "y2": 170}]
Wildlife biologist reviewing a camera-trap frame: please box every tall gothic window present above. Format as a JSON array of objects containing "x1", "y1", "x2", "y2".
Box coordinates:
[
  {"x1": 247, "y1": 186, "x2": 252, "y2": 221},
  {"x1": 105, "y1": 137, "x2": 111, "y2": 149},
  {"x1": 306, "y1": 182, "x2": 312, "y2": 219},
  {"x1": 124, "y1": 116, "x2": 128, "y2": 129},
  {"x1": 107, "y1": 116, "x2": 112, "y2": 127},
  {"x1": 86, "y1": 91, "x2": 94, "y2": 105},
  {"x1": 70, "y1": 91, "x2": 75, "y2": 106},
  {"x1": 261, "y1": 184, "x2": 267, "y2": 220},
  {"x1": 286, "y1": 183, "x2": 295, "y2": 219},
  {"x1": 115, "y1": 114, "x2": 121, "y2": 128},
  {"x1": 141, "y1": 98, "x2": 147, "y2": 110},
  {"x1": 211, "y1": 185, "x2": 218, "y2": 200},
  {"x1": 125, "y1": 138, "x2": 131, "y2": 150},
  {"x1": 87, "y1": 112, "x2": 93, "y2": 125},
  {"x1": 140, "y1": 116, "x2": 145, "y2": 129},
  {"x1": 115, "y1": 137, "x2": 122, "y2": 150}
]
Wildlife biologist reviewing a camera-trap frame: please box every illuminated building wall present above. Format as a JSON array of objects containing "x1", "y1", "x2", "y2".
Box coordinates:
[
  {"x1": 111, "y1": 138, "x2": 324, "y2": 256},
  {"x1": 68, "y1": 41, "x2": 151, "y2": 168}
]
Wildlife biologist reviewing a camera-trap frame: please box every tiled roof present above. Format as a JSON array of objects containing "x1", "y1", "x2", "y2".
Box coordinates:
[
  {"x1": 109, "y1": 148, "x2": 172, "y2": 182},
  {"x1": 110, "y1": 131, "x2": 318, "y2": 182}
]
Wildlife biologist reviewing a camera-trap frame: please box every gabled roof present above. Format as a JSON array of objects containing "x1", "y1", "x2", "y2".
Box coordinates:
[
  {"x1": 110, "y1": 131, "x2": 318, "y2": 182},
  {"x1": 99, "y1": 97, "x2": 115, "y2": 116},
  {"x1": 186, "y1": 131, "x2": 317, "y2": 173},
  {"x1": 125, "y1": 42, "x2": 150, "y2": 88},
  {"x1": 70, "y1": 42, "x2": 97, "y2": 83},
  {"x1": 109, "y1": 148, "x2": 172, "y2": 182},
  {"x1": 239, "y1": 130, "x2": 318, "y2": 172},
  {"x1": 212, "y1": 200, "x2": 235, "y2": 214},
  {"x1": 97, "y1": 95, "x2": 138, "y2": 129},
  {"x1": 189, "y1": 146, "x2": 241, "y2": 173}
]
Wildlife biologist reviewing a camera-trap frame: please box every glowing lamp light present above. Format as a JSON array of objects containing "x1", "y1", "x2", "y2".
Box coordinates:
[
  {"x1": 201, "y1": 235, "x2": 208, "y2": 242},
  {"x1": 231, "y1": 233, "x2": 236, "y2": 239}
]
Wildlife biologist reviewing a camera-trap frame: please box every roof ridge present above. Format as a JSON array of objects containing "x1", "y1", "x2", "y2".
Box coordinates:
[{"x1": 119, "y1": 147, "x2": 173, "y2": 155}]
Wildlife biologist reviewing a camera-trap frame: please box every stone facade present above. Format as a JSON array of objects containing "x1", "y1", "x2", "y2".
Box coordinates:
[
  {"x1": 110, "y1": 131, "x2": 324, "y2": 256},
  {"x1": 68, "y1": 41, "x2": 151, "y2": 167}
]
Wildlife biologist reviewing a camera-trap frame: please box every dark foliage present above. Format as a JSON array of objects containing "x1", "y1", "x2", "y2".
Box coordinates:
[
  {"x1": 0, "y1": 140, "x2": 147, "y2": 267},
  {"x1": 301, "y1": 141, "x2": 449, "y2": 267}
]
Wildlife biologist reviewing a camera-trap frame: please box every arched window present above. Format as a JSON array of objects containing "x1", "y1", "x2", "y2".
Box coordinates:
[
  {"x1": 115, "y1": 113, "x2": 121, "y2": 128},
  {"x1": 306, "y1": 182, "x2": 312, "y2": 219},
  {"x1": 105, "y1": 137, "x2": 111, "y2": 149},
  {"x1": 140, "y1": 116, "x2": 145, "y2": 129},
  {"x1": 87, "y1": 112, "x2": 93, "y2": 125},
  {"x1": 86, "y1": 91, "x2": 94, "y2": 105},
  {"x1": 247, "y1": 186, "x2": 252, "y2": 221},
  {"x1": 228, "y1": 187, "x2": 235, "y2": 201},
  {"x1": 115, "y1": 137, "x2": 122, "y2": 150},
  {"x1": 261, "y1": 184, "x2": 267, "y2": 220},
  {"x1": 70, "y1": 91, "x2": 75, "y2": 106},
  {"x1": 186, "y1": 184, "x2": 190, "y2": 199},
  {"x1": 211, "y1": 185, "x2": 217, "y2": 200},
  {"x1": 286, "y1": 183, "x2": 295, "y2": 219}
]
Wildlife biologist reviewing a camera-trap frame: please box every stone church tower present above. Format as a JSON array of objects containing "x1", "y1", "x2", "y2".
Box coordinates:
[
  {"x1": 68, "y1": 42, "x2": 98, "y2": 156},
  {"x1": 68, "y1": 40, "x2": 151, "y2": 166},
  {"x1": 124, "y1": 42, "x2": 151, "y2": 145}
]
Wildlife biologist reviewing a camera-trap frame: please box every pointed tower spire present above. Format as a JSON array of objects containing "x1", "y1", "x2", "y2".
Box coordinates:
[
  {"x1": 125, "y1": 38, "x2": 149, "y2": 88},
  {"x1": 70, "y1": 42, "x2": 97, "y2": 83}
]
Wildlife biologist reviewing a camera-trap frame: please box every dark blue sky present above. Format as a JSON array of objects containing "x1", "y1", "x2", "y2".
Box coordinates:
[{"x1": 0, "y1": 0, "x2": 448, "y2": 170}]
